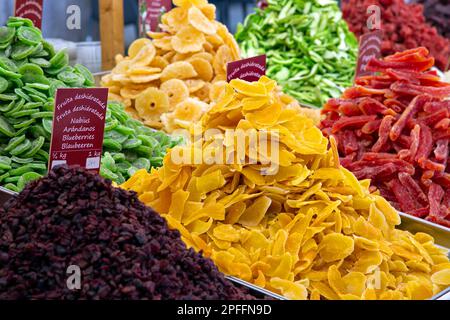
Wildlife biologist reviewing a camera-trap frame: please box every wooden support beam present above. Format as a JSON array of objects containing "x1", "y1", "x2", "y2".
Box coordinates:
[{"x1": 99, "y1": 0, "x2": 124, "y2": 71}]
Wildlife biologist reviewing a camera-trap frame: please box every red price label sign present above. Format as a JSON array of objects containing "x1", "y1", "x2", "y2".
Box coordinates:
[
  {"x1": 49, "y1": 88, "x2": 109, "y2": 173},
  {"x1": 355, "y1": 30, "x2": 382, "y2": 79},
  {"x1": 139, "y1": 0, "x2": 172, "y2": 36},
  {"x1": 227, "y1": 55, "x2": 267, "y2": 82},
  {"x1": 14, "y1": 0, "x2": 44, "y2": 29}
]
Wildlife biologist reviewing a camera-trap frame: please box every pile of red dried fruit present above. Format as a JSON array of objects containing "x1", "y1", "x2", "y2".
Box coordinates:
[
  {"x1": 320, "y1": 47, "x2": 450, "y2": 228},
  {"x1": 412, "y1": 0, "x2": 450, "y2": 40},
  {"x1": 0, "y1": 166, "x2": 254, "y2": 300},
  {"x1": 342, "y1": 0, "x2": 450, "y2": 71}
]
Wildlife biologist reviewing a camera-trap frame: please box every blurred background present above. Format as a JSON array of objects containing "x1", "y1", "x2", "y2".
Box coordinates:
[{"x1": 0, "y1": 0, "x2": 257, "y2": 45}]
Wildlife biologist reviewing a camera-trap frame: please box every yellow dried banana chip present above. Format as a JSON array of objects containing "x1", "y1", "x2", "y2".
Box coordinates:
[
  {"x1": 131, "y1": 42, "x2": 156, "y2": 67},
  {"x1": 127, "y1": 66, "x2": 161, "y2": 76},
  {"x1": 150, "y1": 56, "x2": 170, "y2": 70},
  {"x1": 129, "y1": 73, "x2": 162, "y2": 84},
  {"x1": 188, "y1": 57, "x2": 213, "y2": 81},
  {"x1": 128, "y1": 38, "x2": 153, "y2": 58},
  {"x1": 173, "y1": 0, "x2": 208, "y2": 7},
  {"x1": 200, "y1": 4, "x2": 216, "y2": 20},
  {"x1": 161, "y1": 61, "x2": 197, "y2": 82},
  {"x1": 163, "y1": 7, "x2": 188, "y2": 31},
  {"x1": 160, "y1": 79, "x2": 190, "y2": 111},
  {"x1": 185, "y1": 79, "x2": 205, "y2": 93},
  {"x1": 213, "y1": 45, "x2": 233, "y2": 75},
  {"x1": 188, "y1": 6, "x2": 217, "y2": 35},
  {"x1": 193, "y1": 82, "x2": 211, "y2": 102},
  {"x1": 153, "y1": 37, "x2": 174, "y2": 51},
  {"x1": 209, "y1": 80, "x2": 227, "y2": 102},
  {"x1": 135, "y1": 87, "x2": 169, "y2": 121},
  {"x1": 172, "y1": 25, "x2": 206, "y2": 54}
]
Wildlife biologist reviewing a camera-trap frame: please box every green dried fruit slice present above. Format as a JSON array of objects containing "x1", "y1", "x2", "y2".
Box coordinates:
[
  {"x1": 10, "y1": 108, "x2": 40, "y2": 119},
  {"x1": 42, "y1": 118, "x2": 53, "y2": 134},
  {"x1": 17, "y1": 27, "x2": 43, "y2": 46},
  {"x1": 0, "y1": 100, "x2": 16, "y2": 112},
  {"x1": 17, "y1": 172, "x2": 43, "y2": 190},
  {"x1": 19, "y1": 63, "x2": 44, "y2": 76},
  {"x1": 26, "y1": 82, "x2": 50, "y2": 91},
  {"x1": 22, "y1": 73, "x2": 50, "y2": 85},
  {"x1": 4, "y1": 135, "x2": 27, "y2": 152},
  {"x1": 13, "y1": 118, "x2": 35, "y2": 129},
  {"x1": 3, "y1": 183, "x2": 19, "y2": 192},
  {"x1": 0, "y1": 56, "x2": 18, "y2": 72},
  {"x1": 13, "y1": 88, "x2": 31, "y2": 102},
  {"x1": 10, "y1": 139, "x2": 31, "y2": 156},
  {"x1": 0, "y1": 26, "x2": 15, "y2": 44},
  {"x1": 132, "y1": 158, "x2": 151, "y2": 171},
  {"x1": 123, "y1": 138, "x2": 142, "y2": 149},
  {"x1": 11, "y1": 156, "x2": 34, "y2": 164},
  {"x1": 7, "y1": 17, "x2": 33, "y2": 28},
  {"x1": 74, "y1": 64, "x2": 95, "y2": 86},
  {"x1": 57, "y1": 71, "x2": 85, "y2": 87},
  {"x1": 103, "y1": 138, "x2": 122, "y2": 152},
  {"x1": 0, "y1": 65, "x2": 22, "y2": 79},
  {"x1": 0, "y1": 93, "x2": 18, "y2": 101},
  {"x1": 29, "y1": 57, "x2": 51, "y2": 68},
  {"x1": 0, "y1": 115, "x2": 16, "y2": 137},
  {"x1": 42, "y1": 40, "x2": 55, "y2": 58},
  {"x1": 11, "y1": 43, "x2": 36, "y2": 60},
  {"x1": 0, "y1": 76, "x2": 8, "y2": 93},
  {"x1": 22, "y1": 136, "x2": 45, "y2": 158},
  {"x1": 31, "y1": 111, "x2": 53, "y2": 119},
  {"x1": 49, "y1": 49, "x2": 68, "y2": 68}
]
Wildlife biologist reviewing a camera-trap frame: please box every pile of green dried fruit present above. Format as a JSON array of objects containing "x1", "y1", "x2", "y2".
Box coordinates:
[
  {"x1": 236, "y1": 0, "x2": 358, "y2": 108},
  {"x1": 0, "y1": 17, "x2": 181, "y2": 191}
]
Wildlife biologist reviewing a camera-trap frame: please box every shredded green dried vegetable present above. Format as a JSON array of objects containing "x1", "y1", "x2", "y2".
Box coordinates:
[{"x1": 236, "y1": 0, "x2": 358, "y2": 108}]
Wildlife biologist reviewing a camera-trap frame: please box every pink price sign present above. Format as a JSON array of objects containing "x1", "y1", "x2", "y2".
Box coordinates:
[
  {"x1": 14, "y1": 0, "x2": 44, "y2": 29},
  {"x1": 355, "y1": 30, "x2": 383, "y2": 79},
  {"x1": 227, "y1": 55, "x2": 267, "y2": 82},
  {"x1": 139, "y1": 0, "x2": 172, "y2": 36},
  {"x1": 49, "y1": 88, "x2": 109, "y2": 173}
]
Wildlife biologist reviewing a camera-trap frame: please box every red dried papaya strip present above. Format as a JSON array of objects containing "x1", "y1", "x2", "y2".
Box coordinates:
[
  {"x1": 398, "y1": 172, "x2": 428, "y2": 206},
  {"x1": 434, "y1": 139, "x2": 448, "y2": 163},
  {"x1": 331, "y1": 115, "x2": 377, "y2": 134},
  {"x1": 343, "y1": 86, "x2": 388, "y2": 99},
  {"x1": 367, "y1": 57, "x2": 435, "y2": 72},
  {"x1": 388, "y1": 178, "x2": 419, "y2": 212},
  {"x1": 384, "y1": 47, "x2": 430, "y2": 62},
  {"x1": 415, "y1": 123, "x2": 434, "y2": 162},
  {"x1": 373, "y1": 115, "x2": 395, "y2": 152},
  {"x1": 428, "y1": 183, "x2": 445, "y2": 218},
  {"x1": 407, "y1": 124, "x2": 421, "y2": 162},
  {"x1": 391, "y1": 82, "x2": 450, "y2": 98}
]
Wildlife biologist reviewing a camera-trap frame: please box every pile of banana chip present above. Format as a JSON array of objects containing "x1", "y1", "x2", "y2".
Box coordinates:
[
  {"x1": 121, "y1": 76, "x2": 450, "y2": 300},
  {"x1": 101, "y1": 0, "x2": 240, "y2": 133}
]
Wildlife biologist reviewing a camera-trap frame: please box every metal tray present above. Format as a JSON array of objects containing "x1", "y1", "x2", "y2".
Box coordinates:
[
  {"x1": 398, "y1": 211, "x2": 450, "y2": 249},
  {"x1": 226, "y1": 276, "x2": 286, "y2": 300},
  {"x1": 0, "y1": 186, "x2": 15, "y2": 207}
]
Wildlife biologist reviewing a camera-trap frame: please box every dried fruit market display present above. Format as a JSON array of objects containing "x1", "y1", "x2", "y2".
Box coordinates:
[
  {"x1": 320, "y1": 48, "x2": 450, "y2": 228},
  {"x1": 0, "y1": 166, "x2": 254, "y2": 300},
  {"x1": 121, "y1": 76, "x2": 450, "y2": 300},
  {"x1": 102, "y1": 0, "x2": 240, "y2": 133},
  {"x1": 236, "y1": 0, "x2": 358, "y2": 108},
  {"x1": 342, "y1": 0, "x2": 450, "y2": 71},
  {"x1": 0, "y1": 17, "x2": 180, "y2": 192}
]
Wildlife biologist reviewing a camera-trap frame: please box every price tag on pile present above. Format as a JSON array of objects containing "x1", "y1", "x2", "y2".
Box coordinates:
[
  {"x1": 227, "y1": 55, "x2": 267, "y2": 82},
  {"x1": 139, "y1": 0, "x2": 172, "y2": 36},
  {"x1": 355, "y1": 30, "x2": 382, "y2": 79},
  {"x1": 14, "y1": 0, "x2": 44, "y2": 29},
  {"x1": 49, "y1": 88, "x2": 108, "y2": 173}
]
